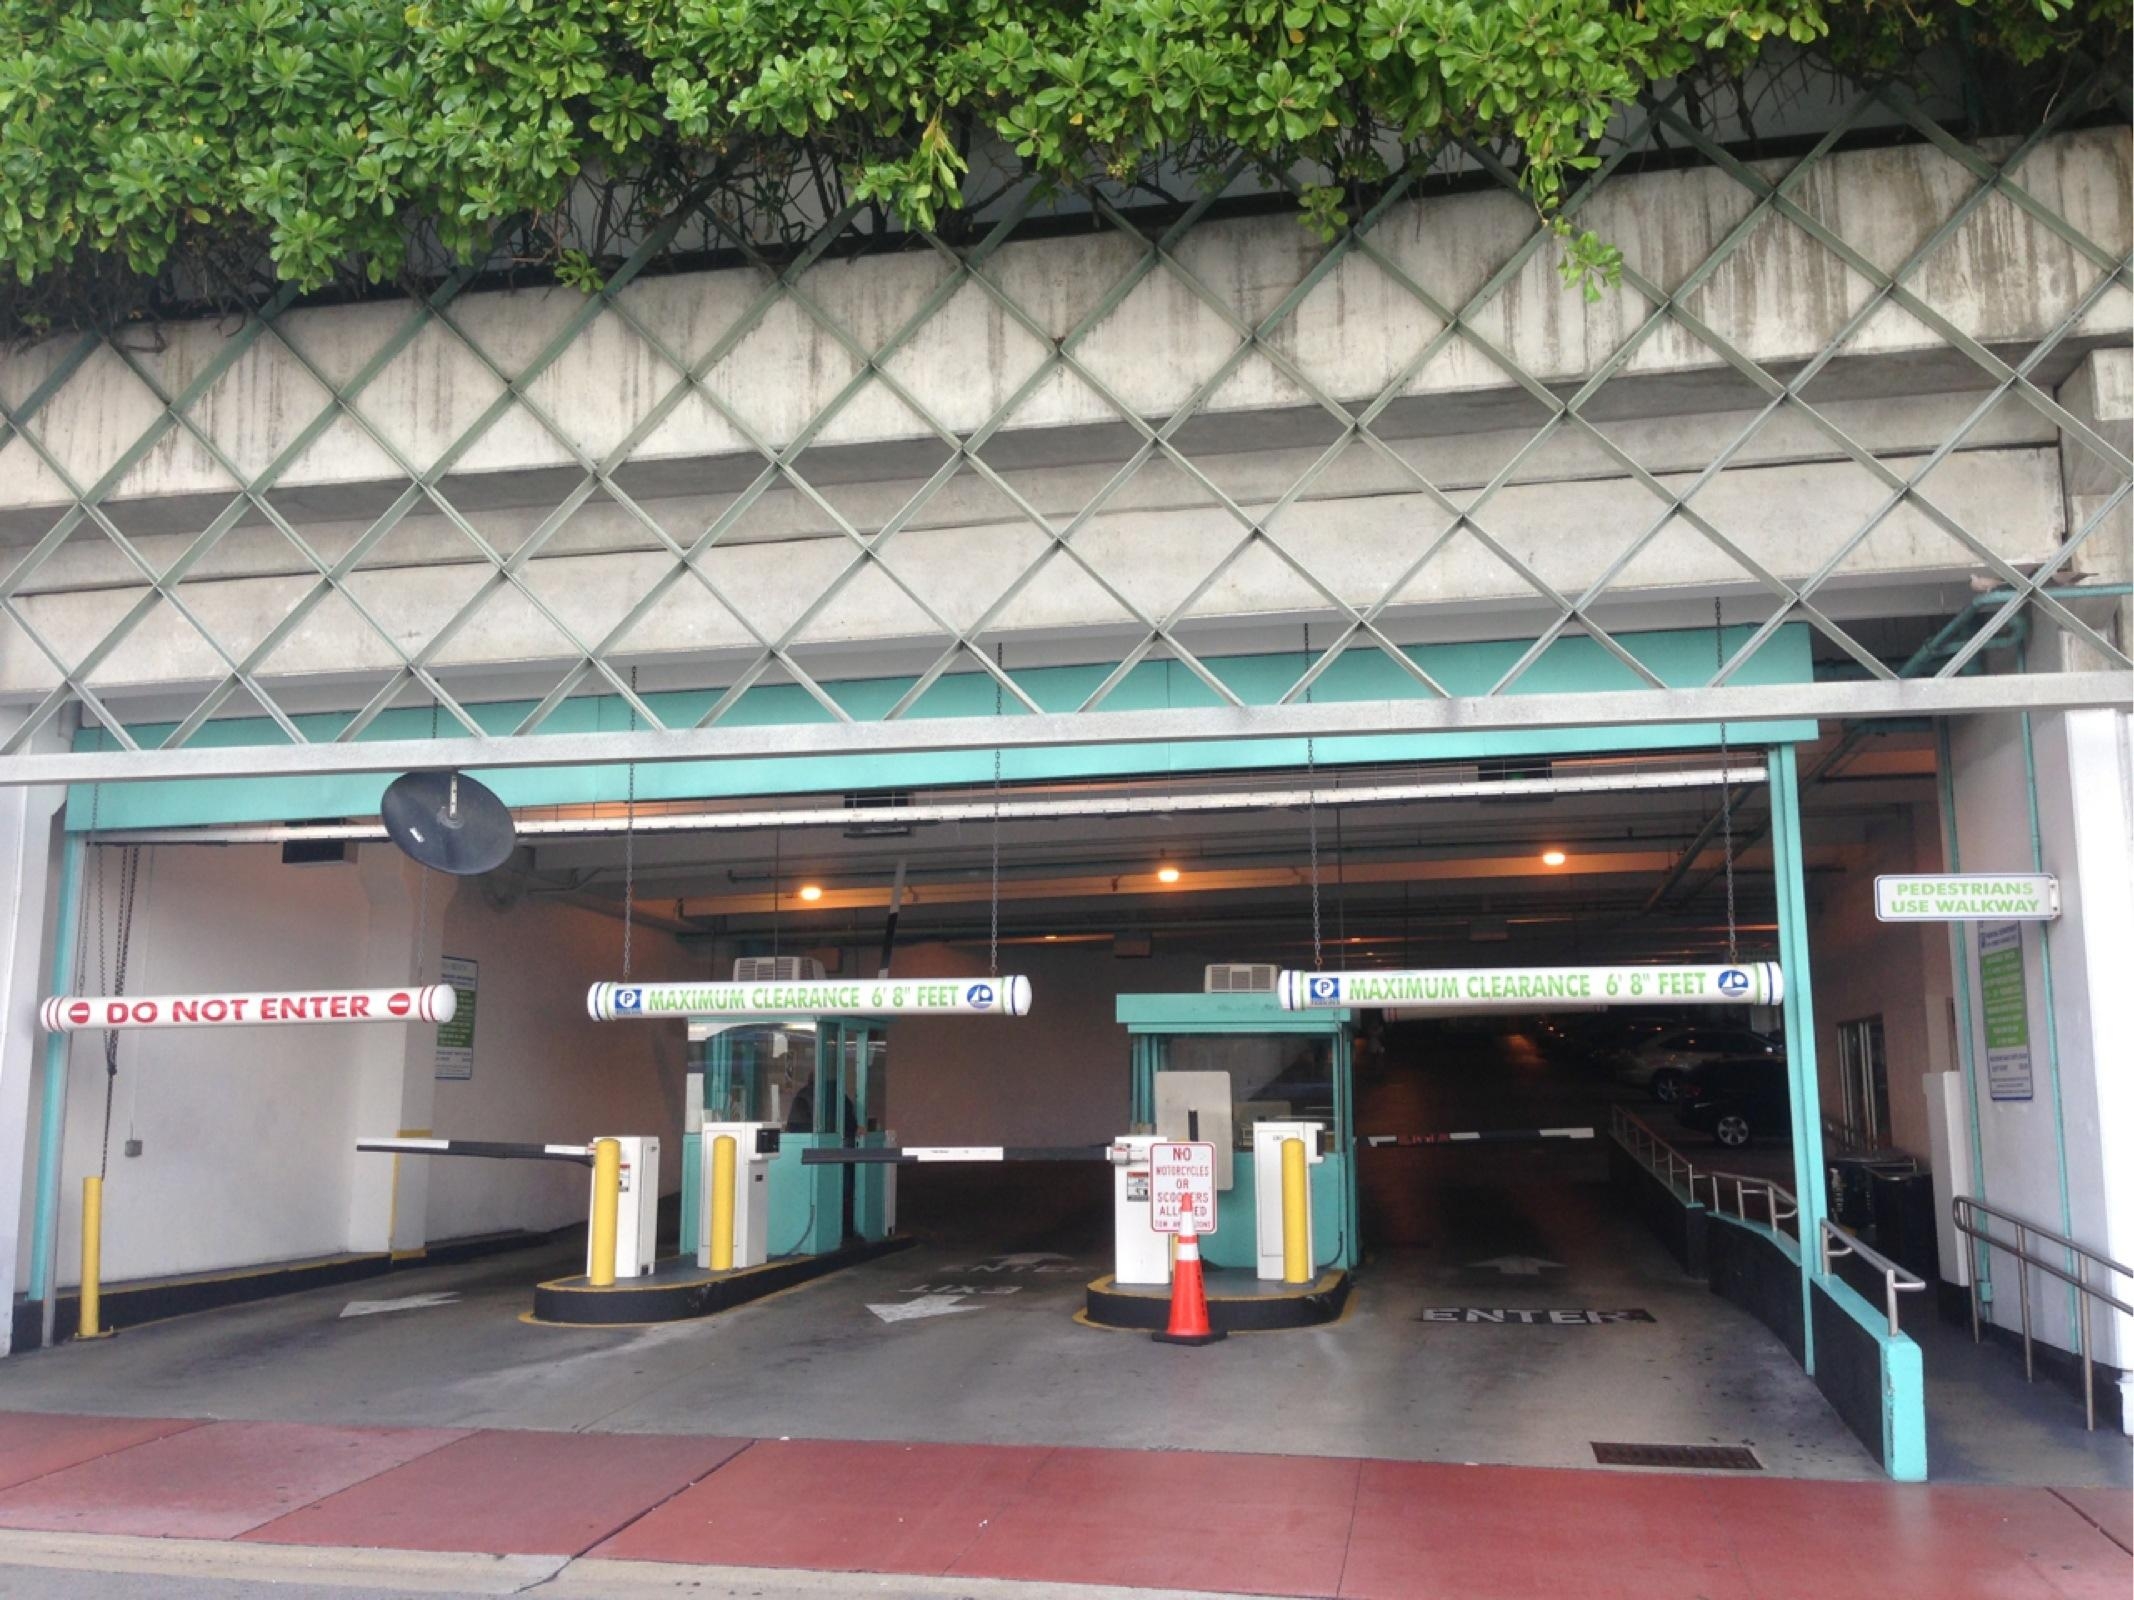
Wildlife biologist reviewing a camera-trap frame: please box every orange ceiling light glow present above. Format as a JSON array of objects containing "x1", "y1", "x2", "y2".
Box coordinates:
[
  {"x1": 797, "y1": 883, "x2": 824, "y2": 902},
  {"x1": 1156, "y1": 864, "x2": 1182, "y2": 884},
  {"x1": 1540, "y1": 849, "x2": 1568, "y2": 867}
]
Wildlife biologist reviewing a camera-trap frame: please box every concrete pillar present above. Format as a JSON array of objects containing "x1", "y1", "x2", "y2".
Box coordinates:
[
  {"x1": 342, "y1": 849, "x2": 457, "y2": 1257},
  {"x1": 0, "y1": 715, "x2": 68, "y2": 1354},
  {"x1": 2053, "y1": 347, "x2": 2132, "y2": 667}
]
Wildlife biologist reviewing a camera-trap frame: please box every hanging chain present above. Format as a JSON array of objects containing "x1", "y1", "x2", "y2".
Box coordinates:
[
  {"x1": 1716, "y1": 601, "x2": 1740, "y2": 964},
  {"x1": 93, "y1": 798, "x2": 140, "y2": 1183},
  {"x1": 411, "y1": 699, "x2": 439, "y2": 985},
  {"x1": 989, "y1": 643, "x2": 1003, "y2": 979},
  {"x1": 1304, "y1": 624, "x2": 1322, "y2": 972},
  {"x1": 411, "y1": 857, "x2": 430, "y2": 985},
  {"x1": 622, "y1": 666, "x2": 639, "y2": 980}
]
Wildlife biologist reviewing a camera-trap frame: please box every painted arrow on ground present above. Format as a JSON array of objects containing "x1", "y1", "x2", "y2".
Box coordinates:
[
  {"x1": 986, "y1": 1252, "x2": 1072, "y2": 1267},
  {"x1": 1467, "y1": 1256, "x2": 1565, "y2": 1277},
  {"x1": 867, "y1": 1293, "x2": 979, "y2": 1324},
  {"x1": 339, "y1": 1292, "x2": 460, "y2": 1318}
]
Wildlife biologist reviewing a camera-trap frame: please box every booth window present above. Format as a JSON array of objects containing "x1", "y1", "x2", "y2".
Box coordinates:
[{"x1": 1166, "y1": 1034, "x2": 1336, "y2": 1143}]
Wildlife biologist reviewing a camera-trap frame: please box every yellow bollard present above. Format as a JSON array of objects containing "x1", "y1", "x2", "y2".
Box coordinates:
[
  {"x1": 589, "y1": 1138, "x2": 622, "y2": 1287},
  {"x1": 1281, "y1": 1137, "x2": 1310, "y2": 1285},
  {"x1": 709, "y1": 1134, "x2": 737, "y2": 1271},
  {"x1": 78, "y1": 1176, "x2": 111, "y2": 1339}
]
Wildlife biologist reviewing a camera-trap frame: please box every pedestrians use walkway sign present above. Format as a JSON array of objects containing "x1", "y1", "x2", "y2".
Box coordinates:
[{"x1": 1149, "y1": 1142, "x2": 1216, "y2": 1235}]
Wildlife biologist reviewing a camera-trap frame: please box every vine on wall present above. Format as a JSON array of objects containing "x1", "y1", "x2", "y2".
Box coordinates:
[{"x1": 0, "y1": 0, "x2": 2120, "y2": 334}]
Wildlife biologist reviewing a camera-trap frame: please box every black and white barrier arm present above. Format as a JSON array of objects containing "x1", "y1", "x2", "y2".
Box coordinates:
[
  {"x1": 801, "y1": 1145, "x2": 1116, "y2": 1165},
  {"x1": 1359, "y1": 1127, "x2": 1595, "y2": 1148},
  {"x1": 356, "y1": 1137, "x2": 593, "y2": 1166}
]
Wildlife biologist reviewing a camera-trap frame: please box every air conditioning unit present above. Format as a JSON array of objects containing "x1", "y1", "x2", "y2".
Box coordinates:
[
  {"x1": 1205, "y1": 963, "x2": 1277, "y2": 994},
  {"x1": 732, "y1": 956, "x2": 826, "y2": 983}
]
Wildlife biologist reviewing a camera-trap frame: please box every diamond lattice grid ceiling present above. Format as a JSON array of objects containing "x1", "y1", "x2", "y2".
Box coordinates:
[{"x1": 0, "y1": 84, "x2": 2127, "y2": 781}]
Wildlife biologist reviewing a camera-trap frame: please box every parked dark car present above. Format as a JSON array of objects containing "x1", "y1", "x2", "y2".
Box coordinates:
[
  {"x1": 1542, "y1": 1012, "x2": 1681, "y2": 1069},
  {"x1": 1674, "y1": 1056, "x2": 1794, "y2": 1148}
]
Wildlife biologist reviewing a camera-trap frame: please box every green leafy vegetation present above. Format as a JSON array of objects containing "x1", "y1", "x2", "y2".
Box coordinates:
[{"x1": 0, "y1": 0, "x2": 2120, "y2": 331}]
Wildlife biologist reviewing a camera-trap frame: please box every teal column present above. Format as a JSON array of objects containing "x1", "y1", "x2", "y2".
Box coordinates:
[
  {"x1": 1770, "y1": 744, "x2": 1830, "y2": 1371},
  {"x1": 26, "y1": 832, "x2": 84, "y2": 1309},
  {"x1": 2018, "y1": 701, "x2": 2079, "y2": 1344},
  {"x1": 1935, "y1": 720, "x2": 1991, "y2": 1305},
  {"x1": 1334, "y1": 1030, "x2": 1358, "y2": 1262}
]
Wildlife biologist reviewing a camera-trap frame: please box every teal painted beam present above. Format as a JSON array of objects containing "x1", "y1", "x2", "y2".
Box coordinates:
[
  {"x1": 1769, "y1": 743, "x2": 1831, "y2": 1374},
  {"x1": 1117, "y1": 992, "x2": 1352, "y2": 1032},
  {"x1": 26, "y1": 832, "x2": 84, "y2": 1306},
  {"x1": 69, "y1": 625, "x2": 1817, "y2": 832}
]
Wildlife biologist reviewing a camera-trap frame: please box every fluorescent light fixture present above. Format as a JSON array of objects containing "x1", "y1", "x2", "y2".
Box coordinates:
[
  {"x1": 797, "y1": 883, "x2": 824, "y2": 901},
  {"x1": 1156, "y1": 864, "x2": 1182, "y2": 883},
  {"x1": 1541, "y1": 850, "x2": 1568, "y2": 867}
]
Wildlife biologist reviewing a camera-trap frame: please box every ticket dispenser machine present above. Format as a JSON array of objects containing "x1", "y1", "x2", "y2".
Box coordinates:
[
  {"x1": 1110, "y1": 1134, "x2": 1170, "y2": 1285},
  {"x1": 588, "y1": 1135, "x2": 660, "y2": 1279},
  {"x1": 1250, "y1": 1121, "x2": 1324, "y2": 1280},
  {"x1": 697, "y1": 1122, "x2": 779, "y2": 1270}
]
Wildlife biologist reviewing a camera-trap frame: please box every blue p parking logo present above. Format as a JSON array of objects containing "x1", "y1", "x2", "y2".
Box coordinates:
[
  {"x1": 1716, "y1": 969, "x2": 1750, "y2": 999},
  {"x1": 612, "y1": 986, "x2": 644, "y2": 1013},
  {"x1": 1307, "y1": 976, "x2": 1341, "y2": 1004},
  {"x1": 965, "y1": 983, "x2": 996, "y2": 1010}
]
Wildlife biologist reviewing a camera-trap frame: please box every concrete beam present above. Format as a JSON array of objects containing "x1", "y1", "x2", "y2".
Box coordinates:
[
  {"x1": 4, "y1": 672, "x2": 2127, "y2": 789},
  {"x1": 0, "y1": 130, "x2": 2123, "y2": 528}
]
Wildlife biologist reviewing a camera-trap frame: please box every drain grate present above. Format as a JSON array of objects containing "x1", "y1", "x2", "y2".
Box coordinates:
[{"x1": 1591, "y1": 1442, "x2": 1763, "y2": 1471}]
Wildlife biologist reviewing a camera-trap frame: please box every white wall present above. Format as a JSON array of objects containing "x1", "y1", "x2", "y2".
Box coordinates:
[
  {"x1": 25, "y1": 842, "x2": 692, "y2": 1288},
  {"x1": 420, "y1": 886, "x2": 694, "y2": 1240},
  {"x1": 1948, "y1": 707, "x2": 2134, "y2": 1379},
  {"x1": 31, "y1": 844, "x2": 379, "y2": 1285},
  {"x1": 1808, "y1": 799, "x2": 1955, "y2": 1160}
]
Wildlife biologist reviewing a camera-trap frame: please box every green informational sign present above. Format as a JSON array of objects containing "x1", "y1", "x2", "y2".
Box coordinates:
[
  {"x1": 434, "y1": 955, "x2": 478, "y2": 1080},
  {"x1": 1977, "y1": 924, "x2": 2031, "y2": 1102}
]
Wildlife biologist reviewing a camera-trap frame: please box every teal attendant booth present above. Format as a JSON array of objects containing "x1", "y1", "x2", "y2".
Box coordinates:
[
  {"x1": 1115, "y1": 992, "x2": 1358, "y2": 1274},
  {"x1": 684, "y1": 1016, "x2": 894, "y2": 1259}
]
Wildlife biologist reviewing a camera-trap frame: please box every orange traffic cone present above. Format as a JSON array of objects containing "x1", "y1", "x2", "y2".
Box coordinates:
[{"x1": 1151, "y1": 1226, "x2": 1226, "y2": 1345}]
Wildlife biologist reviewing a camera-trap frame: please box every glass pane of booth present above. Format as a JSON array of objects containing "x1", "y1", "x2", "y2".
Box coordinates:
[{"x1": 1165, "y1": 1033, "x2": 1337, "y2": 1146}]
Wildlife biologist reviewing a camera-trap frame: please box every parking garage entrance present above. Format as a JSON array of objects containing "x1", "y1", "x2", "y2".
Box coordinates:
[{"x1": 12, "y1": 702, "x2": 1983, "y2": 1488}]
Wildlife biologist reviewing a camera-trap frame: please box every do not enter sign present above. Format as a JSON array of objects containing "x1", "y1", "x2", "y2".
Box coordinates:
[{"x1": 1149, "y1": 1142, "x2": 1216, "y2": 1236}]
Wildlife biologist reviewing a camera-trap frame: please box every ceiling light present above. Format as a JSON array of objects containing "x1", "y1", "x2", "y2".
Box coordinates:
[
  {"x1": 1156, "y1": 864, "x2": 1182, "y2": 884},
  {"x1": 1044, "y1": 934, "x2": 1060, "y2": 942},
  {"x1": 797, "y1": 883, "x2": 824, "y2": 902},
  {"x1": 1541, "y1": 850, "x2": 1567, "y2": 867}
]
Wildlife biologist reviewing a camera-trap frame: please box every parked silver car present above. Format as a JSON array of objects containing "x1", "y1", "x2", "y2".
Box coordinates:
[{"x1": 1618, "y1": 1026, "x2": 1782, "y2": 1102}]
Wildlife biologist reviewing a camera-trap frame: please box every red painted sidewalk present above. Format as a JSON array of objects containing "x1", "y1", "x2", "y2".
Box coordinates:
[{"x1": 0, "y1": 1412, "x2": 2126, "y2": 1598}]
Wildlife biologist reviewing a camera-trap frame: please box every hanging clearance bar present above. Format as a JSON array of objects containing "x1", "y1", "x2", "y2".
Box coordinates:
[
  {"x1": 40, "y1": 984, "x2": 458, "y2": 1032},
  {"x1": 1276, "y1": 962, "x2": 1783, "y2": 1012},
  {"x1": 586, "y1": 976, "x2": 1032, "y2": 1021}
]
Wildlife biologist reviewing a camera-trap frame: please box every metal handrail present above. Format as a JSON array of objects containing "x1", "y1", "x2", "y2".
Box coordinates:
[
  {"x1": 1952, "y1": 1194, "x2": 2134, "y2": 1432},
  {"x1": 1702, "y1": 1168, "x2": 1800, "y2": 1236},
  {"x1": 1609, "y1": 1104, "x2": 1803, "y2": 1237},
  {"x1": 1818, "y1": 1218, "x2": 1927, "y2": 1336},
  {"x1": 1609, "y1": 1104, "x2": 1698, "y2": 1196}
]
